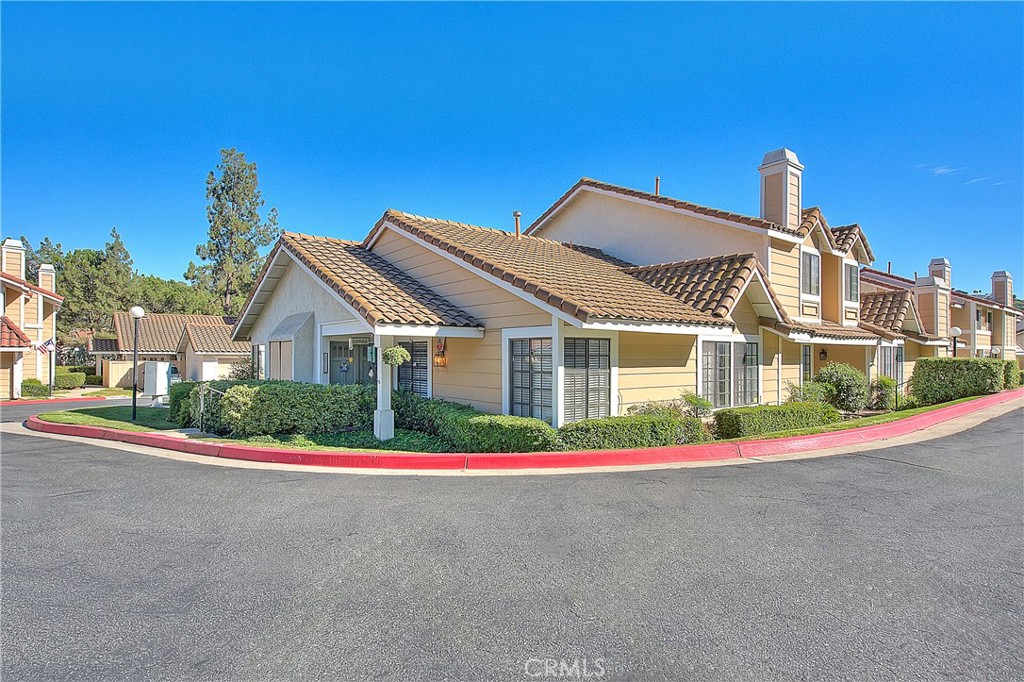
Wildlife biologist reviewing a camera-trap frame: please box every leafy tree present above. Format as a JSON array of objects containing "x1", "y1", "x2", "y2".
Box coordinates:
[
  {"x1": 20, "y1": 236, "x2": 64, "y2": 285},
  {"x1": 186, "y1": 148, "x2": 280, "y2": 315},
  {"x1": 130, "y1": 274, "x2": 220, "y2": 315}
]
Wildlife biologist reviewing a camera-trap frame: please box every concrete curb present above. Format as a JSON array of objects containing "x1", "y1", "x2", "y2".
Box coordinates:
[
  {"x1": 1, "y1": 396, "x2": 123, "y2": 407},
  {"x1": 24, "y1": 387, "x2": 1024, "y2": 471}
]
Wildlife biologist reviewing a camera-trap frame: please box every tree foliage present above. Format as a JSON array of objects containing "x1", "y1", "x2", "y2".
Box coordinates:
[{"x1": 185, "y1": 148, "x2": 280, "y2": 315}]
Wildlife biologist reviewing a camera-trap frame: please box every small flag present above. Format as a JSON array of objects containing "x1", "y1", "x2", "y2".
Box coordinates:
[{"x1": 36, "y1": 338, "x2": 56, "y2": 354}]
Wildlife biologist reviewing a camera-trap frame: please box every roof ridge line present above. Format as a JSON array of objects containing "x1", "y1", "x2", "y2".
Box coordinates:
[{"x1": 622, "y1": 252, "x2": 758, "y2": 273}]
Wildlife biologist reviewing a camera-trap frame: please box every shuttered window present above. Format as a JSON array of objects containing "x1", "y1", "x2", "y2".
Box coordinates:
[
  {"x1": 397, "y1": 341, "x2": 429, "y2": 397},
  {"x1": 510, "y1": 338, "x2": 553, "y2": 423},
  {"x1": 563, "y1": 338, "x2": 610, "y2": 423}
]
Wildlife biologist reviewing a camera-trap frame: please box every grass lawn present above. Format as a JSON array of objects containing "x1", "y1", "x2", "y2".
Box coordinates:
[
  {"x1": 82, "y1": 387, "x2": 134, "y2": 397},
  {"x1": 216, "y1": 429, "x2": 449, "y2": 454},
  {"x1": 37, "y1": 406, "x2": 178, "y2": 432}
]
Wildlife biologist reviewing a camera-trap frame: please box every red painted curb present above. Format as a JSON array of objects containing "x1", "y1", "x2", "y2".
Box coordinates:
[
  {"x1": 22, "y1": 387, "x2": 1024, "y2": 471},
  {"x1": 1, "y1": 396, "x2": 116, "y2": 406}
]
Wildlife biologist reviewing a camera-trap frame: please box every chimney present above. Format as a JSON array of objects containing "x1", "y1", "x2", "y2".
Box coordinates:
[
  {"x1": 758, "y1": 148, "x2": 803, "y2": 230},
  {"x1": 655, "y1": 176, "x2": 661, "y2": 196},
  {"x1": 513, "y1": 211, "x2": 522, "y2": 239},
  {"x1": 1, "y1": 237, "x2": 26, "y2": 280},
  {"x1": 38, "y1": 263, "x2": 56, "y2": 292},
  {"x1": 992, "y1": 270, "x2": 1013, "y2": 306},
  {"x1": 928, "y1": 257, "x2": 951, "y2": 288}
]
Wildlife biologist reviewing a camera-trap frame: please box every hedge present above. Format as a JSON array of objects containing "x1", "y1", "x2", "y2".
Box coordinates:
[
  {"x1": 53, "y1": 372, "x2": 86, "y2": 389},
  {"x1": 869, "y1": 376, "x2": 897, "y2": 411},
  {"x1": 173, "y1": 380, "x2": 269, "y2": 431},
  {"x1": 713, "y1": 401, "x2": 842, "y2": 439},
  {"x1": 56, "y1": 365, "x2": 93, "y2": 375},
  {"x1": 217, "y1": 382, "x2": 376, "y2": 437},
  {"x1": 558, "y1": 413, "x2": 709, "y2": 451},
  {"x1": 909, "y1": 357, "x2": 1003, "y2": 405},
  {"x1": 84, "y1": 374, "x2": 102, "y2": 386},
  {"x1": 394, "y1": 390, "x2": 559, "y2": 452},
  {"x1": 1002, "y1": 360, "x2": 1020, "y2": 389},
  {"x1": 21, "y1": 379, "x2": 48, "y2": 397},
  {"x1": 814, "y1": 362, "x2": 869, "y2": 413},
  {"x1": 168, "y1": 381, "x2": 198, "y2": 424}
]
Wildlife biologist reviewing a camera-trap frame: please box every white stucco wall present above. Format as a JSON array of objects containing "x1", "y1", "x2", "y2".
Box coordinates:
[
  {"x1": 533, "y1": 190, "x2": 767, "y2": 267},
  {"x1": 248, "y1": 258, "x2": 360, "y2": 383}
]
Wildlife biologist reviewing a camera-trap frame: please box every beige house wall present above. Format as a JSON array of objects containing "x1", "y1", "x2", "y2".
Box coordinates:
[
  {"x1": 769, "y1": 238, "x2": 800, "y2": 313},
  {"x1": 0, "y1": 353, "x2": 13, "y2": 399},
  {"x1": 821, "y1": 255, "x2": 841, "y2": 323},
  {"x1": 618, "y1": 332, "x2": 697, "y2": 411},
  {"x1": 780, "y1": 337, "x2": 804, "y2": 400}
]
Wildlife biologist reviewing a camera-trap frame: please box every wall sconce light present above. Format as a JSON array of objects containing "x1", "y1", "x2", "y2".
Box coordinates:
[
  {"x1": 433, "y1": 337, "x2": 447, "y2": 367},
  {"x1": 818, "y1": 348, "x2": 828, "y2": 362}
]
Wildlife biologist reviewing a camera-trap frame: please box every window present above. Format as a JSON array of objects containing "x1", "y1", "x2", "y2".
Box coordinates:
[
  {"x1": 268, "y1": 340, "x2": 292, "y2": 380},
  {"x1": 878, "y1": 346, "x2": 905, "y2": 385},
  {"x1": 563, "y1": 338, "x2": 610, "y2": 422},
  {"x1": 397, "y1": 341, "x2": 429, "y2": 397},
  {"x1": 802, "y1": 251, "x2": 820, "y2": 296},
  {"x1": 801, "y1": 344, "x2": 812, "y2": 384},
  {"x1": 251, "y1": 344, "x2": 265, "y2": 379},
  {"x1": 702, "y1": 341, "x2": 759, "y2": 408},
  {"x1": 844, "y1": 263, "x2": 859, "y2": 303},
  {"x1": 509, "y1": 338, "x2": 552, "y2": 423},
  {"x1": 895, "y1": 346, "x2": 904, "y2": 386},
  {"x1": 986, "y1": 311, "x2": 993, "y2": 330},
  {"x1": 976, "y1": 309, "x2": 983, "y2": 330}
]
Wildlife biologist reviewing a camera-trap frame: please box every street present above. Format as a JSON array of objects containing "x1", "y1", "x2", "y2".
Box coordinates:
[{"x1": 2, "y1": 410, "x2": 1022, "y2": 681}]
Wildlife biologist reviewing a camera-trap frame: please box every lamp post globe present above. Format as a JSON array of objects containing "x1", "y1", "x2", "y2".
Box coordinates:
[
  {"x1": 949, "y1": 326, "x2": 963, "y2": 358},
  {"x1": 130, "y1": 306, "x2": 145, "y2": 421}
]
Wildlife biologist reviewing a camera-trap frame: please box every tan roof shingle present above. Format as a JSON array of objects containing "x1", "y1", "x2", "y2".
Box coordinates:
[
  {"x1": 179, "y1": 324, "x2": 251, "y2": 354},
  {"x1": 860, "y1": 290, "x2": 914, "y2": 333},
  {"x1": 371, "y1": 210, "x2": 727, "y2": 327},
  {"x1": 761, "y1": 317, "x2": 880, "y2": 341},
  {"x1": 112, "y1": 313, "x2": 236, "y2": 353}
]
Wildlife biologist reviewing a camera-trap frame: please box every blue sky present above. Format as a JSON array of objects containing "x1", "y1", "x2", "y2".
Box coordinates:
[{"x1": 3, "y1": 2, "x2": 1022, "y2": 294}]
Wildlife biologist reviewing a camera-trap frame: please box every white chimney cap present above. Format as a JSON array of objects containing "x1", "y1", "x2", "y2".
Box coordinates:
[
  {"x1": 1, "y1": 237, "x2": 24, "y2": 249},
  {"x1": 758, "y1": 148, "x2": 803, "y2": 170},
  {"x1": 929, "y1": 257, "x2": 950, "y2": 267},
  {"x1": 993, "y1": 270, "x2": 1012, "y2": 279}
]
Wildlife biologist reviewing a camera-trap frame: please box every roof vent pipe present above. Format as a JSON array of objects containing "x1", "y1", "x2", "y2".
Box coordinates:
[
  {"x1": 513, "y1": 211, "x2": 522, "y2": 239},
  {"x1": 655, "y1": 176, "x2": 661, "y2": 196},
  {"x1": 887, "y1": 261, "x2": 892, "y2": 273}
]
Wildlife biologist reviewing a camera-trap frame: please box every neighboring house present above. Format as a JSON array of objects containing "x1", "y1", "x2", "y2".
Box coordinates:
[
  {"x1": 89, "y1": 312, "x2": 247, "y2": 387},
  {"x1": 232, "y1": 148, "x2": 1019, "y2": 440},
  {"x1": 862, "y1": 264, "x2": 1020, "y2": 361},
  {"x1": 1, "y1": 238, "x2": 61, "y2": 400}
]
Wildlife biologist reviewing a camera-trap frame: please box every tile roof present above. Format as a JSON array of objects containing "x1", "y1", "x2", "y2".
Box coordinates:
[
  {"x1": 372, "y1": 210, "x2": 727, "y2": 327},
  {"x1": 0, "y1": 316, "x2": 32, "y2": 348},
  {"x1": 622, "y1": 253, "x2": 788, "y2": 321},
  {"x1": 112, "y1": 312, "x2": 237, "y2": 353},
  {"x1": 527, "y1": 178, "x2": 801, "y2": 236},
  {"x1": 279, "y1": 232, "x2": 481, "y2": 328},
  {"x1": 859, "y1": 290, "x2": 914, "y2": 334},
  {"x1": 179, "y1": 323, "x2": 251, "y2": 354},
  {"x1": 799, "y1": 208, "x2": 875, "y2": 260},
  {"x1": 761, "y1": 317, "x2": 880, "y2": 341},
  {"x1": 0, "y1": 272, "x2": 63, "y2": 302},
  {"x1": 89, "y1": 337, "x2": 119, "y2": 353}
]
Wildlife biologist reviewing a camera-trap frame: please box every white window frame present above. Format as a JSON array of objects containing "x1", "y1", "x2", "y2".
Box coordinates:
[
  {"x1": 559, "y1": 324, "x2": 619, "y2": 425},
  {"x1": 843, "y1": 260, "x2": 860, "y2": 304},
  {"x1": 501, "y1": 325, "x2": 556, "y2": 424},
  {"x1": 800, "y1": 246, "x2": 822, "y2": 301},
  {"x1": 697, "y1": 333, "x2": 762, "y2": 409}
]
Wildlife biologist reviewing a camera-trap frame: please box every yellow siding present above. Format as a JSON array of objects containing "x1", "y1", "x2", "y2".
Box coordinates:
[
  {"x1": 787, "y1": 173, "x2": 801, "y2": 227},
  {"x1": 762, "y1": 333, "x2": 781, "y2": 404},
  {"x1": 0, "y1": 353, "x2": 12, "y2": 399},
  {"x1": 618, "y1": 332, "x2": 696, "y2": 410},
  {"x1": 903, "y1": 341, "x2": 924, "y2": 385},
  {"x1": 4, "y1": 251, "x2": 22, "y2": 276},
  {"x1": 821, "y1": 256, "x2": 840, "y2": 322},
  {"x1": 731, "y1": 297, "x2": 760, "y2": 336},
  {"x1": 918, "y1": 292, "x2": 936, "y2": 334},
  {"x1": 372, "y1": 228, "x2": 551, "y2": 414},
  {"x1": 769, "y1": 238, "x2": 800, "y2": 313},
  {"x1": 763, "y1": 174, "x2": 784, "y2": 226},
  {"x1": 779, "y1": 338, "x2": 803, "y2": 400},
  {"x1": 936, "y1": 292, "x2": 949, "y2": 337},
  {"x1": 817, "y1": 344, "x2": 870, "y2": 375},
  {"x1": 4, "y1": 284, "x2": 20, "y2": 320}
]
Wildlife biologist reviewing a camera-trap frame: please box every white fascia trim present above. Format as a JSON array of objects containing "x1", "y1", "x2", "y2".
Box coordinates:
[
  {"x1": 1, "y1": 347, "x2": 33, "y2": 352},
  {"x1": 742, "y1": 271, "x2": 786, "y2": 322},
  {"x1": 281, "y1": 249, "x2": 376, "y2": 334},
  {"x1": 233, "y1": 249, "x2": 290, "y2": 341},
  {"x1": 373, "y1": 324, "x2": 484, "y2": 339},
  {"x1": 580, "y1": 320, "x2": 730, "y2": 336},
  {"x1": 370, "y1": 223, "x2": 583, "y2": 327},
  {"x1": 322, "y1": 319, "x2": 373, "y2": 337},
  {"x1": 501, "y1": 324, "x2": 556, "y2": 418}
]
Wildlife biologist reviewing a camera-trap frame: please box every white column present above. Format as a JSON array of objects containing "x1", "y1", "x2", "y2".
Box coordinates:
[
  {"x1": 552, "y1": 317, "x2": 563, "y2": 427},
  {"x1": 373, "y1": 334, "x2": 395, "y2": 441},
  {"x1": 12, "y1": 353, "x2": 23, "y2": 399}
]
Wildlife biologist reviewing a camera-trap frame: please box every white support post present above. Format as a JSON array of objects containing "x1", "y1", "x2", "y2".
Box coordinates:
[
  {"x1": 552, "y1": 317, "x2": 563, "y2": 427},
  {"x1": 373, "y1": 334, "x2": 395, "y2": 441}
]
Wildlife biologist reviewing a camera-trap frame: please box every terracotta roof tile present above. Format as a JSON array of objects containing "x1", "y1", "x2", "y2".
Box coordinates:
[
  {"x1": 623, "y1": 253, "x2": 788, "y2": 321},
  {"x1": 0, "y1": 316, "x2": 32, "y2": 348},
  {"x1": 798, "y1": 208, "x2": 875, "y2": 261},
  {"x1": 179, "y1": 323, "x2": 251, "y2": 354},
  {"x1": 280, "y1": 232, "x2": 480, "y2": 328},
  {"x1": 0, "y1": 272, "x2": 63, "y2": 301},
  {"x1": 112, "y1": 312, "x2": 236, "y2": 353},
  {"x1": 761, "y1": 317, "x2": 880, "y2": 341},
  {"x1": 860, "y1": 290, "x2": 913, "y2": 333},
  {"x1": 372, "y1": 210, "x2": 727, "y2": 327},
  {"x1": 527, "y1": 178, "x2": 801, "y2": 236}
]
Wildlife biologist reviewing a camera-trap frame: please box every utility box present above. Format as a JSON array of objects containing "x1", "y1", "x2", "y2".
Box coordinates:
[{"x1": 141, "y1": 361, "x2": 171, "y2": 397}]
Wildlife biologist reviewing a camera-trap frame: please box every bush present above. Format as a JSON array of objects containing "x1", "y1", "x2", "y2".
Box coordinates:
[
  {"x1": 84, "y1": 374, "x2": 102, "y2": 386},
  {"x1": 394, "y1": 390, "x2": 559, "y2": 452},
  {"x1": 216, "y1": 382, "x2": 376, "y2": 437},
  {"x1": 713, "y1": 402, "x2": 842, "y2": 439},
  {"x1": 53, "y1": 371, "x2": 86, "y2": 389},
  {"x1": 182, "y1": 380, "x2": 269, "y2": 432},
  {"x1": 814, "y1": 363, "x2": 869, "y2": 413},
  {"x1": 21, "y1": 379, "x2": 48, "y2": 397},
  {"x1": 869, "y1": 376, "x2": 897, "y2": 411},
  {"x1": 627, "y1": 391, "x2": 713, "y2": 420},
  {"x1": 227, "y1": 358, "x2": 257, "y2": 380},
  {"x1": 784, "y1": 380, "x2": 829, "y2": 404},
  {"x1": 910, "y1": 357, "x2": 1004, "y2": 405},
  {"x1": 168, "y1": 381, "x2": 198, "y2": 425},
  {"x1": 558, "y1": 413, "x2": 710, "y2": 450},
  {"x1": 381, "y1": 345, "x2": 411, "y2": 366},
  {"x1": 1002, "y1": 360, "x2": 1020, "y2": 389},
  {"x1": 56, "y1": 364, "x2": 92, "y2": 375}
]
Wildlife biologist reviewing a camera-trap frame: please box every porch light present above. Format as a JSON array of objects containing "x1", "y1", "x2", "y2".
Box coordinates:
[
  {"x1": 818, "y1": 348, "x2": 828, "y2": 361},
  {"x1": 433, "y1": 350, "x2": 446, "y2": 367}
]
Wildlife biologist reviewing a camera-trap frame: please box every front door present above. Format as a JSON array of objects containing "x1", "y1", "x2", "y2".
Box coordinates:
[{"x1": 329, "y1": 340, "x2": 376, "y2": 386}]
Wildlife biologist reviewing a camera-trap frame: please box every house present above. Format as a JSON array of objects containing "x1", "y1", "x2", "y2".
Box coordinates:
[
  {"x1": 861, "y1": 263, "x2": 1020, "y2": 361},
  {"x1": 1, "y1": 238, "x2": 61, "y2": 400},
  {"x1": 232, "y1": 149, "x2": 1018, "y2": 440},
  {"x1": 89, "y1": 312, "x2": 248, "y2": 387}
]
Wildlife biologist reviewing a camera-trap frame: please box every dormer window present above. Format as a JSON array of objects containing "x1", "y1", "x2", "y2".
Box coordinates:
[
  {"x1": 844, "y1": 263, "x2": 859, "y2": 302},
  {"x1": 802, "y1": 251, "x2": 820, "y2": 296}
]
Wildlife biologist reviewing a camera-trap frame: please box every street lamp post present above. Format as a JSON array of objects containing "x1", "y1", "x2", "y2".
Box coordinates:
[
  {"x1": 129, "y1": 306, "x2": 145, "y2": 422},
  {"x1": 950, "y1": 325, "x2": 963, "y2": 358}
]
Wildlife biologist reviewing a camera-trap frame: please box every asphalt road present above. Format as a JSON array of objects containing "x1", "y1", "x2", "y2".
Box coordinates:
[
  {"x1": 2, "y1": 410, "x2": 1022, "y2": 681},
  {"x1": 0, "y1": 398, "x2": 131, "y2": 423}
]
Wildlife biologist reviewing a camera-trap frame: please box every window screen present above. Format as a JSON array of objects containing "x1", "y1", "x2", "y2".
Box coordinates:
[
  {"x1": 510, "y1": 338, "x2": 553, "y2": 423},
  {"x1": 563, "y1": 338, "x2": 610, "y2": 423},
  {"x1": 397, "y1": 341, "x2": 429, "y2": 397}
]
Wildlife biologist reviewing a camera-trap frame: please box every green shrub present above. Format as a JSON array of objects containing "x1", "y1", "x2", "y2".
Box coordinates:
[
  {"x1": 182, "y1": 380, "x2": 270, "y2": 432},
  {"x1": 910, "y1": 357, "x2": 1004, "y2": 405},
  {"x1": 84, "y1": 374, "x2": 103, "y2": 386},
  {"x1": 1002, "y1": 360, "x2": 1020, "y2": 389},
  {"x1": 216, "y1": 382, "x2": 376, "y2": 437},
  {"x1": 813, "y1": 363, "x2": 869, "y2": 412},
  {"x1": 53, "y1": 372, "x2": 86, "y2": 389},
  {"x1": 784, "y1": 380, "x2": 829, "y2": 404},
  {"x1": 21, "y1": 379, "x2": 48, "y2": 397},
  {"x1": 558, "y1": 413, "x2": 709, "y2": 450},
  {"x1": 227, "y1": 358, "x2": 257, "y2": 380},
  {"x1": 869, "y1": 376, "x2": 897, "y2": 411},
  {"x1": 168, "y1": 381, "x2": 198, "y2": 425},
  {"x1": 895, "y1": 394, "x2": 921, "y2": 411},
  {"x1": 627, "y1": 391, "x2": 714, "y2": 420},
  {"x1": 713, "y1": 402, "x2": 841, "y2": 439},
  {"x1": 56, "y1": 364, "x2": 92, "y2": 375},
  {"x1": 381, "y1": 345, "x2": 411, "y2": 366}
]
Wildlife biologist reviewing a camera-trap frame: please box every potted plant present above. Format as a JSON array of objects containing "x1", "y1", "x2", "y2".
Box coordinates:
[{"x1": 381, "y1": 345, "x2": 411, "y2": 366}]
